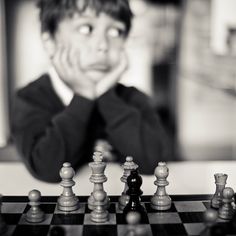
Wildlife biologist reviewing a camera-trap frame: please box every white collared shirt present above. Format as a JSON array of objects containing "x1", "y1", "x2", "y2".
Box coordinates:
[{"x1": 48, "y1": 67, "x2": 74, "y2": 106}]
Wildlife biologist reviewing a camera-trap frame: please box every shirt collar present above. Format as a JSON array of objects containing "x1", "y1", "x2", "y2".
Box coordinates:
[{"x1": 48, "y1": 67, "x2": 74, "y2": 106}]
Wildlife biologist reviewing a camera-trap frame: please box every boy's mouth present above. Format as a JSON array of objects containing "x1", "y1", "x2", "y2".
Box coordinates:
[{"x1": 86, "y1": 63, "x2": 110, "y2": 72}]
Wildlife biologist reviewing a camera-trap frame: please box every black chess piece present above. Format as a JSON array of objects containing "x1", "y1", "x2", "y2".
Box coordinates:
[
  {"x1": 0, "y1": 194, "x2": 7, "y2": 235},
  {"x1": 123, "y1": 169, "x2": 147, "y2": 223},
  {"x1": 49, "y1": 226, "x2": 65, "y2": 236},
  {"x1": 210, "y1": 224, "x2": 227, "y2": 236}
]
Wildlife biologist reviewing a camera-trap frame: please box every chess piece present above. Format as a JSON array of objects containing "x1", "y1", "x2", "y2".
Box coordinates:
[
  {"x1": 0, "y1": 194, "x2": 7, "y2": 234},
  {"x1": 123, "y1": 169, "x2": 147, "y2": 222},
  {"x1": 88, "y1": 152, "x2": 110, "y2": 210},
  {"x1": 119, "y1": 156, "x2": 138, "y2": 210},
  {"x1": 150, "y1": 162, "x2": 171, "y2": 210},
  {"x1": 232, "y1": 192, "x2": 236, "y2": 210},
  {"x1": 218, "y1": 187, "x2": 234, "y2": 220},
  {"x1": 125, "y1": 211, "x2": 141, "y2": 236},
  {"x1": 211, "y1": 173, "x2": 227, "y2": 208},
  {"x1": 229, "y1": 192, "x2": 236, "y2": 230},
  {"x1": 94, "y1": 139, "x2": 114, "y2": 162},
  {"x1": 57, "y1": 162, "x2": 79, "y2": 212},
  {"x1": 26, "y1": 189, "x2": 45, "y2": 223},
  {"x1": 49, "y1": 226, "x2": 65, "y2": 236},
  {"x1": 90, "y1": 190, "x2": 109, "y2": 223},
  {"x1": 200, "y1": 208, "x2": 218, "y2": 236}
]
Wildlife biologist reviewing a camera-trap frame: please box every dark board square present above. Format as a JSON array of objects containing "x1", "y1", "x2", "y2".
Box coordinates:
[
  {"x1": 151, "y1": 224, "x2": 187, "y2": 235},
  {"x1": 214, "y1": 222, "x2": 236, "y2": 235},
  {"x1": 179, "y1": 212, "x2": 204, "y2": 223},
  {"x1": 51, "y1": 213, "x2": 84, "y2": 225},
  {"x1": 3, "y1": 196, "x2": 28, "y2": 202},
  {"x1": 141, "y1": 195, "x2": 151, "y2": 202},
  {"x1": 78, "y1": 196, "x2": 88, "y2": 202},
  {"x1": 202, "y1": 201, "x2": 211, "y2": 209},
  {"x1": 2, "y1": 213, "x2": 22, "y2": 224},
  {"x1": 83, "y1": 225, "x2": 117, "y2": 236},
  {"x1": 40, "y1": 196, "x2": 57, "y2": 202},
  {"x1": 24, "y1": 203, "x2": 56, "y2": 214},
  {"x1": 109, "y1": 196, "x2": 119, "y2": 202},
  {"x1": 145, "y1": 202, "x2": 177, "y2": 213},
  {"x1": 12, "y1": 225, "x2": 50, "y2": 236}
]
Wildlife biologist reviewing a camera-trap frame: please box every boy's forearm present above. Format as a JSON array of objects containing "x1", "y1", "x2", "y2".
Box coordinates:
[
  {"x1": 96, "y1": 86, "x2": 172, "y2": 174},
  {"x1": 11, "y1": 94, "x2": 95, "y2": 182}
]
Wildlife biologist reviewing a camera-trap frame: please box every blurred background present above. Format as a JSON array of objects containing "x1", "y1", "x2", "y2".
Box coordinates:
[{"x1": 0, "y1": 0, "x2": 235, "y2": 163}]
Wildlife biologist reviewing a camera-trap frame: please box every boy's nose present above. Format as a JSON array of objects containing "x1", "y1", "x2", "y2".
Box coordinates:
[{"x1": 95, "y1": 36, "x2": 109, "y2": 53}]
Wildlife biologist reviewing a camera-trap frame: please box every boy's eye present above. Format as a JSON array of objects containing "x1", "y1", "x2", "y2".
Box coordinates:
[
  {"x1": 78, "y1": 24, "x2": 93, "y2": 35},
  {"x1": 107, "y1": 27, "x2": 124, "y2": 38}
]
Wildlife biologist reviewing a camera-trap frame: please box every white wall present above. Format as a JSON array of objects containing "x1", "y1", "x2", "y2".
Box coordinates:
[
  {"x1": 177, "y1": 0, "x2": 236, "y2": 161},
  {"x1": 0, "y1": 0, "x2": 9, "y2": 147},
  {"x1": 13, "y1": 1, "x2": 50, "y2": 89},
  {"x1": 211, "y1": 0, "x2": 236, "y2": 55}
]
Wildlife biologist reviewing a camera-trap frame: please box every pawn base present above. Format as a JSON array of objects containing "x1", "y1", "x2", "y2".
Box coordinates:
[
  {"x1": 150, "y1": 195, "x2": 171, "y2": 211},
  {"x1": 57, "y1": 195, "x2": 79, "y2": 212},
  {"x1": 218, "y1": 209, "x2": 234, "y2": 220},
  {"x1": 150, "y1": 203, "x2": 171, "y2": 211},
  {"x1": 91, "y1": 210, "x2": 109, "y2": 223},
  {"x1": 26, "y1": 210, "x2": 45, "y2": 223}
]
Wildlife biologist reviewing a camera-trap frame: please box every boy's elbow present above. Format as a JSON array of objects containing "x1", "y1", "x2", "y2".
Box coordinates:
[
  {"x1": 27, "y1": 164, "x2": 61, "y2": 183},
  {"x1": 25, "y1": 156, "x2": 62, "y2": 183},
  {"x1": 138, "y1": 164, "x2": 155, "y2": 175}
]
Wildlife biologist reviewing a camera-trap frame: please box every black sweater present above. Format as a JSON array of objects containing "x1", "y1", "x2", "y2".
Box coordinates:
[{"x1": 11, "y1": 74, "x2": 173, "y2": 182}]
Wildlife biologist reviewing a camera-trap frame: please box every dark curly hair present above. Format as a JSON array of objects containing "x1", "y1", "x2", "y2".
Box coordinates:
[{"x1": 37, "y1": 0, "x2": 133, "y2": 37}]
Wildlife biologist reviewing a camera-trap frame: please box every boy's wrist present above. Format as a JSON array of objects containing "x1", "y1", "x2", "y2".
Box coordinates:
[{"x1": 74, "y1": 89, "x2": 96, "y2": 101}]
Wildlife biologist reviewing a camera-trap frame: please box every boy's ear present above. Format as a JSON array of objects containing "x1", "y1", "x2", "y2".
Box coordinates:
[{"x1": 41, "y1": 32, "x2": 56, "y2": 58}]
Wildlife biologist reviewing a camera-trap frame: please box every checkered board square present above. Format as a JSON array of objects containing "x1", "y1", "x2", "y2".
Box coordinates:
[{"x1": 1, "y1": 195, "x2": 236, "y2": 236}]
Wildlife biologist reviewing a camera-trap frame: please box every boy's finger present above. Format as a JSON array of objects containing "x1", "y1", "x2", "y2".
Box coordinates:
[
  {"x1": 67, "y1": 45, "x2": 74, "y2": 68},
  {"x1": 105, "y1": 51, "x2": 128, "y2": 82},
  {"x1": 60, "y1": 45, "x2": 69, "y2": 70},
  {"x1": 51, "y1": 44, "x2": 63, "y2": 68},
  {"x1": 70, "y1": 48, "x2": 79, "y2": 69}
]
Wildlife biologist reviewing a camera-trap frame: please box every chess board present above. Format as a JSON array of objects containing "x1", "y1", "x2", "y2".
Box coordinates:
[{"x1": 1, "y1": 194, "x2": 235, "y2": 236}]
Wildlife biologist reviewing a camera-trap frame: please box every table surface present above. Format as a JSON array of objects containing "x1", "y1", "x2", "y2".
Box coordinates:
[{"x1": 1, "y1": 161, "x2": 236, "y2": 196}]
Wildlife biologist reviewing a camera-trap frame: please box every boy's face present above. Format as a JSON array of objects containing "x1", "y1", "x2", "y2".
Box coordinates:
[{"x1": 49, "y1": 8, "x2": 127, "y2": 83}]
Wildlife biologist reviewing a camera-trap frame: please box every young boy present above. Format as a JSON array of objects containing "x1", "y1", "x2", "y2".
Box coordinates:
[{"x1": 11, "y1": 0, "x2": 174, "y2": 183}]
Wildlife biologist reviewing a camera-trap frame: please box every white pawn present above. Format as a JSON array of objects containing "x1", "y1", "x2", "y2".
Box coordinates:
[
  {"x1": 26, "y1": 189, "x2": 45, "y2": 223},
  {"x1": 90, "y1": 190, "x2": 109, "y2": 223},
  {"x1": 125, "y1": 211, "x2": 140, "y2": 236},
  {"x1": 0, "y1": 194, "x2": 7, "y2": 234},
  {"x1": 57, "y1": 162, "x2": 79, "y2": 212},
  {"x1": 151, "y1": 162, "x2": 171, "y2": 210},
  {"x1": 203, "y1": 208, "x2": 218, "y2": 227},
  {"x1": 218, "y1": 187, "x2": 234, "y2": 220},
  {"x1": 125, "y1": 212, "x2": 147, "y2": 236},
  {"x1": 200, "y1": 209, "x2": 218, "y2": 236}
]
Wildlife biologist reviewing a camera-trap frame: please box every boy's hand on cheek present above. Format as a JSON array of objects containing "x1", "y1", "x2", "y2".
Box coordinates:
[
  {"x1": 52, "y1": 44, "x2": 96, "y2": 100},
  {"x1": 95, "y1": 52, "x2": 128, "y2": 98}
]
